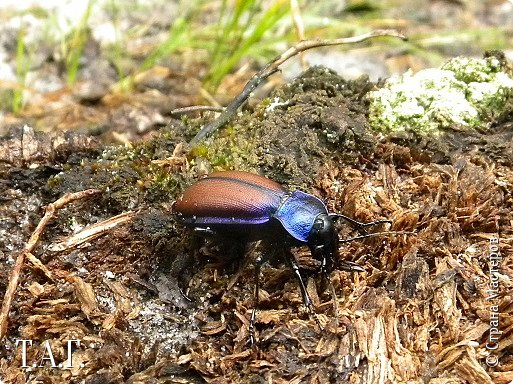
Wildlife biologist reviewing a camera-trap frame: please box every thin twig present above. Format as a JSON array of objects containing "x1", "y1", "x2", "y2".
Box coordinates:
[
  {"x1": 169, "y1": 105, "x2": 225, "y2": 116},
  {"x1": 0, "y1": 189, "x2": 101, "y2": 341},
  {"x1": 189, "y1": 29, "x2": 407, "y2": 146}
]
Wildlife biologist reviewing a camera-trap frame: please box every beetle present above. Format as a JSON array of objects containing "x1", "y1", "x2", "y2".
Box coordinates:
[{"x1": 172, "y1": 170, "x2": 391, "y2": 343}]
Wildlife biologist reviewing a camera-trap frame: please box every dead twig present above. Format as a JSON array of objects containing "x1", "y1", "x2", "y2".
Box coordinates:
[
  {"x1": 169, "y1": 105, "x2": 225, "y2": 116},
  {"x1": 0, "y1": 189, "x2": 101, "y2": 341},
  {"x1": 189, "y1": 29, "x2": 407, "y2": 146},
  {"x1": 48, "y1": 210, "x2": 136, "y2": 253}
]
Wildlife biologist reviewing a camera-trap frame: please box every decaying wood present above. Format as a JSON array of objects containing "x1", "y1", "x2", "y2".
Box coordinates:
[
  {"x1": 0, "y1": 189, "x2": 101, "y2": 341},
  {"x1": 1, "y1": 59, "x2": 512, "y2": 383},
  {"x1": 48, "y1": 210, "x2": 137, "y2": 253}
]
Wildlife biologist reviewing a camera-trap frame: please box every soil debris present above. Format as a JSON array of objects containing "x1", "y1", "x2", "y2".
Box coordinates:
[{"x1": 0, "y1": 65, "x2": 512, "y2": 383}]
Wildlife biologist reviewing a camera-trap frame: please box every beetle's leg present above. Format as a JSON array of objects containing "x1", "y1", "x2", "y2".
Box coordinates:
[
  {"x1": 323, "y1": 269, "x2": 339, "y2": 323},
  {"x1": 192, "y1": 227, "x2": 217, "y2": 237},
  {"x1": 249, "y1": 253, "x2": 267, "y2": 346},
  {"x1": 226, "y1": 242, "x2": 258, "y2": 291},
  {"x1": 337, "y1": 259, "x2": 365, "y2": 272},
  {"x1": 285, "y1": 252, "x2": 322, "y2": 330}
]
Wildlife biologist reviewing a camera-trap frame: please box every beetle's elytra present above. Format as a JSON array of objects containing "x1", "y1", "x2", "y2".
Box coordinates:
[{"x1": 173, "y1": 170, "x2": 391, "y2": 343}]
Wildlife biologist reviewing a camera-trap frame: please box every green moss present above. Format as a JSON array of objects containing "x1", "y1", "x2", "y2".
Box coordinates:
[
  {"x1": 189, "y1": 143, "x2": 209, "y2": 158},
  {"x1": 368, "y1": 55, "x2": 513, "y2": 135},
  {"x1": 49, "y1": 66, "x2": 379, "y2": 212},
  {"x1": 189, "y1": 125, "x2": 260, "y2": 172},
  {"x1": 144, "y1": 164, "x2": 182, "y2": 203},
  {"x1": 48, "y1": 125, "x2": 192, "y2": 211},
  {"x1": 442, "y1": 56, "x2": 502, "y2": 83}
]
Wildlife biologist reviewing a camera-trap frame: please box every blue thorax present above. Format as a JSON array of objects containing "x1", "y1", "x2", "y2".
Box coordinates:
[{"x1": 274, "y1": 190, "x2": 328, "y2": 242}]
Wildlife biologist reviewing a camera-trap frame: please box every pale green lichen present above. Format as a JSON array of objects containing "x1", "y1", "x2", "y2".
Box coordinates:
[{"x1": 368, "y1": 56, "x2": 513, "y2": 135}]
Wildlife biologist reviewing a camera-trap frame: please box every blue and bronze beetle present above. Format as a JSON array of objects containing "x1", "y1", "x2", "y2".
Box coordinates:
[{"x1": 172, "y1": 170, "x2": 391, "y2": 342}]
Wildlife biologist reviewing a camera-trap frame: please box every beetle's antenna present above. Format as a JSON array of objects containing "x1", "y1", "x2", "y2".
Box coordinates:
[
  {"x1": 329, "y1": 214, "x2": 392, "y2": 234},
  {"x1": 339, "y1": 231, "x2": 414, "y2": 244}
]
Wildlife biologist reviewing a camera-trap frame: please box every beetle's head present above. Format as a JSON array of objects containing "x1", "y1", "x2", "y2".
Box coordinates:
[
  {"x1": 308, "y1": 213, "x2": 338, "y2": 274},
  {"x1": 308, "y1": 213, "x2": 366, "y2": 274}
]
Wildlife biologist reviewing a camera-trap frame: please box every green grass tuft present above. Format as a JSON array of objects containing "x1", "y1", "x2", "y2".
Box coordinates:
[
  {"x1": 140, "y1": 15, "x2": 190, "y2": 71},
  {"x1": 65, "y1": 0, "x2": 96, "y2": 85},
  {"x1": 205, "y1": 0, "x2": 291, "y2": 92},
  {"x1": 13, "y1": 23, "x2": 28, "y2": 115}
]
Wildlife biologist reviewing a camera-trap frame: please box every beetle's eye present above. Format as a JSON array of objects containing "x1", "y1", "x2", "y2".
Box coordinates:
[{"x1": 313, "y1": 218, "x2": 324, "y2": 230}]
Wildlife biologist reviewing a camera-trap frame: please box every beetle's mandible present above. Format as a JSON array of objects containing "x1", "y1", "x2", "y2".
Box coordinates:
[{"x1": 172, "y1": 170, "x2": 390, "y2": 343}]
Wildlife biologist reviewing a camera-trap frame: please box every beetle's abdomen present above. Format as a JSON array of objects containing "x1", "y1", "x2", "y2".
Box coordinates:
[{"x1": 173, "y1": 171, "x2": 287, "y2": 226}]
